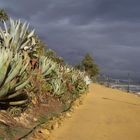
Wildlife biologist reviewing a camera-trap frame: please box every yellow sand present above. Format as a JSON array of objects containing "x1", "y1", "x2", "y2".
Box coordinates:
[{"x1": 49, "y1": 83, "x2": 140, "y2": 140}]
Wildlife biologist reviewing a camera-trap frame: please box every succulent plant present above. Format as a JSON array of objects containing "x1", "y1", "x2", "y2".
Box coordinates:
[
  {"x1": 39, "y1": 56, "x2": 59, "y2": 77},
  {"x1": 0, "y1": 18, "x2": 36, "y2": 53},
  {"x1": 8, "y1": 107, "x2": 22, "y2": 117},
  {"x1": 61, "y1": 65, "x2": 87, "y2": 95},
  {"x1": 51, "y1": 78, "x2": 66, "y2": 96},
  {"x1": 0, "y1": 48, "x2": 30, "y2": 106}
]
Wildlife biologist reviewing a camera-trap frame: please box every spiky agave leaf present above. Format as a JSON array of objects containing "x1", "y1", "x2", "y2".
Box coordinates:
[
  {"x1": 39, "y1": 56, "x2": 59, "y2": 77},
  {"x1": 0, "y1": 48, "x2": 12, "y2": 87},
  {"x1": 0, "y1": 48, "x2": 30, "y2": 106},
  {"x1": 51, "y1": 78, "x2": 66, "y2": 96},
  {"x1": 0, "y1": 18, "x2": 36, "y2": 53}
]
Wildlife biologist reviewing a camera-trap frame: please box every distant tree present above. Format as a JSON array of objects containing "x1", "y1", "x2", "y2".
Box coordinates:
[
  {"x1": 82, "y1": 53, "x2": 99, "y2": 77},
  {"x1": 75, "y1": 53, "x2": 99, "y2": 78},
  {"x1": 0, "y1": 9, "x2": 9, "y2": 22}
]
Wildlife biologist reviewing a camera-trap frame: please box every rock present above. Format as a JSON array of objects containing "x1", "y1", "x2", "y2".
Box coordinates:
[
  {"x1": 79, "y1": 100, "x2": 83, "y2": 105},
  {"x1": 58, "y1": 120, "x2": 63, "y2": 126},
  {"x1": 33, "y1": 117, "x2": 37, "y2": 122},
  {"x1": 73, "y1": 105, "x2": 79, "y2": 109},
  {"x1": 51, "y1": 122, "x2": 59, "y2": 130},
  {"x1": 39, "y1": 129, "x2": 50, "y2": 136},
  {"x1": 59, "y1": 114, "x2": 65, "y2": 120},
  {"x1": 46, "y1": 123, "x2": 53, "y2": 130},
  {"x1": 65, "y1": 112, "x2": 71, "y2": 118},
  {"x1": 29, "y1": 129, "x2": 50, "y2": 140},
  {"x1": 70, "y1": 108, "x2": 74, "y2": 112}
]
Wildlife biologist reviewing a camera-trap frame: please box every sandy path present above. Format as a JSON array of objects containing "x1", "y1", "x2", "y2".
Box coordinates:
[{"x1": 49, "y1": 84, "x2": 140, "y2": 140}]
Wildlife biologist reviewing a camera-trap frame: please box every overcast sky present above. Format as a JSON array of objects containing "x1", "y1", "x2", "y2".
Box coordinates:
[{"x1": 0, "y1": 0, "x2": 140, "y2": 80}]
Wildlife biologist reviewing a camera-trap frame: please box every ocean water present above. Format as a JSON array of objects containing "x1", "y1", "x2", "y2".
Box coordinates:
[{"x1": 110, "y1": 84, "x2": 140, "y2": 94}]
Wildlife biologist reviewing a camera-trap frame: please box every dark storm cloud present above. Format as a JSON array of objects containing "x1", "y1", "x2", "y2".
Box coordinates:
[{"x1": 0, "y1": 0, "x2": 140, "y2": 79}]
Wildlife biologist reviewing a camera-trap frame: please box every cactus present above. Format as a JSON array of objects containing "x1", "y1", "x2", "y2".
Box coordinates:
[{"x1": 0, "y1": 48, "x2": 30, "y2": 106}]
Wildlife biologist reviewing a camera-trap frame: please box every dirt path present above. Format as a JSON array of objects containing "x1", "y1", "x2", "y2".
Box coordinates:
[{"x1": 49, "y1": 84, "x2": 140, "y2": 140}]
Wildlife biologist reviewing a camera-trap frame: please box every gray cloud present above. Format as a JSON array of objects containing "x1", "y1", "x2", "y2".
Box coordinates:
[{"x1": 0, "y1": 0, "x2": 140, "y2": 80}]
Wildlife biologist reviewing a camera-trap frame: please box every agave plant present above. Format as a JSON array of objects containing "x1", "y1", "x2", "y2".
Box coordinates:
[
  {"x1": 0, "y1": 18, "x2": 36, "y2": 53},
  {"x1": 39, "y1": 56, "x2": 59, "y2": 78},
  {"x1": 51, "y1": 78, "x2": 66, "y2": 96},
  {"x1": 73, "y1": 72, "x2": 87, "y2": 95},
  {"x1": 0, "y1": 47, "x2": 30, "y2": 106},
  {"x1": 62, "y1": 66, "x2": 87, "y2": 95}
]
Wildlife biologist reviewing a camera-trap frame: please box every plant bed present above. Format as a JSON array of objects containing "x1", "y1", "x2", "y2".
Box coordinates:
[
  {"x1": 26, "y1": 91, "x2": 88, "y2": 140},
  {"x1": 0, "y1": 18, "x2": 89, "y2": 140},
  {"x1": 0, "y1": 97, "x2": 64, "y2": 139}
]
